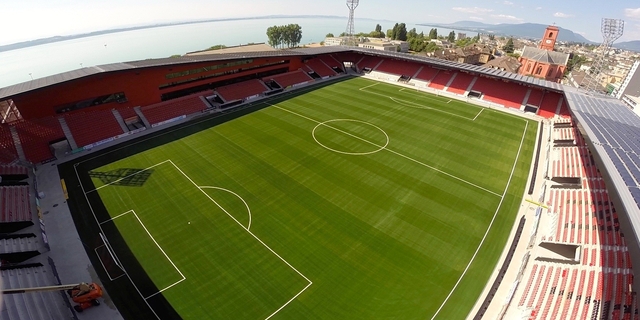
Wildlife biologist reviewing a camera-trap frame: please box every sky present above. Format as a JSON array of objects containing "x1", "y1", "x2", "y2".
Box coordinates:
[{"x1": 1, "y1": 0, "x2": 639, "y2": 45}]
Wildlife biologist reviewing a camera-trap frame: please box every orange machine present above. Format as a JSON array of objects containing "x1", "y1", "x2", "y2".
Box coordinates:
[{"x1": 3, "y1": 282, "x2": 104, "y2": 313}]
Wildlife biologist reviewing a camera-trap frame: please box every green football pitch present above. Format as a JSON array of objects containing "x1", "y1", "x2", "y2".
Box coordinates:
[{"x1": 79, "y1": 77, "x2": 537, "y2": 319}]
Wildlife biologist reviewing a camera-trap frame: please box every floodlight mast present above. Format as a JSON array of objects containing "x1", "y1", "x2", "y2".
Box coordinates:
[
  {"x1": 580, "y1": 18, "x2": 624, "y2": 94},
  {"x1": 345, "y1": 0, "x2": 359, "y2": 46}
]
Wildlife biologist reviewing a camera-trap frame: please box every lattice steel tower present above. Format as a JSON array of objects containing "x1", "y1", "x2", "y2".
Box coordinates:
[
  {"x1": 580, "y1": 18, "x2": 624, "y2": 93},
  {"x1": 344, "y1": 0, "x2": 359, "y2": 46}
]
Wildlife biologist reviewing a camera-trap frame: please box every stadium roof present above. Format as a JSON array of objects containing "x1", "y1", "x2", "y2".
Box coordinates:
[
  {"x1": 565, "y1": 88, "x2": 640, "y2": 225},
  {"x1": 0, "y1": 46, "x2": 564, "y2": 100}
]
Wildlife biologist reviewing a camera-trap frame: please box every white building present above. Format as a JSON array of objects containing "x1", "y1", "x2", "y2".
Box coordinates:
[
  {"x1": 323, "y1": 37, "x2": 345, "y2": 46},
  {"x1": 358, "y1": 40, "x2": 408, "y2": 53}
]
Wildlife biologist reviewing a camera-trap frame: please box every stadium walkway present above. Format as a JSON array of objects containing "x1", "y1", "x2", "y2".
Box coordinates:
[{"x1": 36, "y1": 162, "x2": 123, "y2": 320}]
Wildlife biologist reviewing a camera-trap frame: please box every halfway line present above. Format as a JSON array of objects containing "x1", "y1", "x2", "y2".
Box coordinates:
[{"x1": 272, "y1": 104, "x2": 501, "y2": 197}]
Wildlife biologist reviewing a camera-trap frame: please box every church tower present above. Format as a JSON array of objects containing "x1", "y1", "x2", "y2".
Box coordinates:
[{"x1": 539, "y1": 25, "x2": 559, "y2": 51}]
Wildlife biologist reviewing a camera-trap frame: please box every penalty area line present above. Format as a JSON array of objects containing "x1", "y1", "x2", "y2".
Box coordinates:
[{"x1": 167, "y1": 160, "x2": 313, "y2": 318}]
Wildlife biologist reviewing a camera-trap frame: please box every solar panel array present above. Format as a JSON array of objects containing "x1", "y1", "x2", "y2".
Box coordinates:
[{"x1": 566, "y1": 91, "x2": 640, "y2": 208}]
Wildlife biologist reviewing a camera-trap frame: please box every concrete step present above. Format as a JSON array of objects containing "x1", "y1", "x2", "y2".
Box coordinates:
[
  {"x1": 111, "y1": 109, "x2": 129, "y2": 132},
  {"x1": 134, "y1": 107, "x2": 151, "y2": 128},
  {"x1": 57, "y1": 117, "x2": 78, "y2": 150},
  {"x1": 9, "y1": 126, "x2": 26, "y2": 162}
]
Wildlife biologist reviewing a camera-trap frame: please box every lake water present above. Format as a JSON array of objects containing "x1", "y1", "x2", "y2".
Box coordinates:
[{"x1": 0, "y1": 17, "x2": 467, "y2": 89}]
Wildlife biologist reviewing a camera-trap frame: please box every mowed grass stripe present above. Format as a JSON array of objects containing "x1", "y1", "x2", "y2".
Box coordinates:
[
  {"x1": 276, "y1": 79, "x2": 524, "y2": 194},
  {"x1": 96, "y1": 163, "x2": 310, "y2": 319},
  {"x1": 91, "y1": 77, "x2": 536, "y2": 319}
]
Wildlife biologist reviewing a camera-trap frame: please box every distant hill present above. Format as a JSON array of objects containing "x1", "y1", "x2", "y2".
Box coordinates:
[
  {"x1": 419, "y1": 21, "x2": 594, "y2": 43},
  {"x1": 614, "y1": 41, "x2": 640, "y2": 52}
]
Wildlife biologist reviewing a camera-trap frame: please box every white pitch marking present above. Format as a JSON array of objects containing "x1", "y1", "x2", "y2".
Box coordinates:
[
  {"x1": 87, "y1": 160, "x2": 171, "y2": 193},
  {"x1": 199, "y1": 186, "x2": 252, "y2": 230},
  {"x1": 167, "y1": 160, "x2": 313, "y2": 319},
  {"x1": 428, "y1": 120, "x2": 529, "y2": 320},
  {"x1": 358, "y1": 82, "x2": 379, "y2": 91},
  {"x1": 100, "y1": 209, "x2": 133, "y2": 224},
  {"x1": 312, "y1": 119, "x2": 390, "y2": 155},
  {"x1": 273, "y1": 105, "x2": 502, "y2": 197},
  {"x1": 447, "y1": 100, "x2": 452, "y2": 104},
  {"x1": 472, "y1": 108, "x2": 485, "y2": 121},
  {"x1": 104, "y1": 209, "x2": 186, "y2": 299}
]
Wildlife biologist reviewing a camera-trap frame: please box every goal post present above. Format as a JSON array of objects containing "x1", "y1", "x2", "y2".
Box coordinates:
[{"x1": 95, "y1": 232, "x2": 126, "y2": 280}]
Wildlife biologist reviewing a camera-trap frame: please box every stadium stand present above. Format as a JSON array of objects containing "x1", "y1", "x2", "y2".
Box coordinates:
[
  {"x1": 215, "y1": 79, "x2": 268, "y2": 102},
  {"x1": 332, "y1": 52, "x2": 363, "y2": 64},
  {"x1": 0, "y1": 264, "x2": 73, "y2": 320},
  {"x1": 304, "y1": 58, "x2": 336, "y2": 78},
  {"x1": 471, "y1": 76, "x2": 529, "y2": 109},
  {"x1": 320, "y1": 56, "x2": 344, "y2": 72},
  {"x1": 262, "y1": 70, "x2": 313, "y2": 88},
  {"x1": 356, "y1": 56, "x2": 383, "y2": 71},
  {"x1": 117, "y1": 107, "x2": 137, "y2": 120},
  {"x1": 1, "y1": 186, "x2": 32, "y2": 223},
  {"x1": 13, "y1": 117, "x2": 64, "y2": 164},
  {"x1": 514, "y1": 117, "x2": 637, "y2": 320},
  {"x1": 538, "y1": 91, "x2": 565, "y2": 119},
  {"x1": 428, "y1": 71, "x2": 454, "y2": 90},
  {"x1": 414, "y1": 66, "x2": 440, "y2": 82},
  {"x1": 64, "y1": 109, "x2": 124, "y2": 148},
  {"x1": 525, "y1": 88, "x2": 545, "y2": 107},
  {"x1": 141, "y1": 92, "x2": 210, "y2": 126},
  {"x1": 375, "y1": 59, "x2": 420, "y2": 77},
  {"x1": 446, "y1": 72, "x2": 476, "y2": 95},
  {"x1": 0, "y1": 124, "x2": 18, "y2": 164}
]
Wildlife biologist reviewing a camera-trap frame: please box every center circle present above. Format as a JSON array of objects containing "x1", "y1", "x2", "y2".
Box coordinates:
[{"x1": 312, "y1": 119, "x2": 390, "y2": 155}]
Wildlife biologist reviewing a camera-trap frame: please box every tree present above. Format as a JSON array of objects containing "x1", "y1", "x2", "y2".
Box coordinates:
[
  {"x1": 407, "y1": 28, "x2": 418, "y2": 39},
  {"x1": 488, "y1": 34, "x2": 495, "y2": 41},
  {"x1": 447, "y1": 31, "x2": 456, "y2": 42},
  {"x1": 326, "y1": 33, "x2": 334, "y2": 38},
  {"x1": 375, "y1": 24, "x2": 382, "y2": 33},
  {"x1": 266, "y1": 24, "x2": 302, "y2": 49},
  {"x1": 391, "y1": 23, "x2": 399, "y2": 40},
  {"x1": 428, "y1": 28, "x2": 438, "y2": 39},
  {"x1": 502, "y1": 38, "x2": 515, "y2": 53},
  {"x1": 386, "y1": 29, "x2": 393, "y2": 38},
  {"x1": 207, "y1": 44, "x2": 227, "y2": 50},
  {"x1": 396, "y1": 23, "x2": 408, "y2": 41}
]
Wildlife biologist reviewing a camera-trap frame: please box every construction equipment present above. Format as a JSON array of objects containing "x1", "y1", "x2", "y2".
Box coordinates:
[{"x1": 2, "y1": 282, "x2": 103, "y2": 312}]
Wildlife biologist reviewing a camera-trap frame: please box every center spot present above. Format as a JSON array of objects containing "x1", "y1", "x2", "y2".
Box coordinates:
[{"x1": 312, "y1": 119, "x2": 389, "y2": 155}]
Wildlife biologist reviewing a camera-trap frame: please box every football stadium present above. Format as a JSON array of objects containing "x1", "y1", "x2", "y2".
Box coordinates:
[{"x1": 1, "y1": 45, "x2": 640, "y2": 320}]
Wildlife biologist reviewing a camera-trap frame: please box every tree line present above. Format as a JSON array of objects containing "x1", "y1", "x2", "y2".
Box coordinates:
[{"x1": 266, "y1": 24, "x2": 302, "y2": 49}]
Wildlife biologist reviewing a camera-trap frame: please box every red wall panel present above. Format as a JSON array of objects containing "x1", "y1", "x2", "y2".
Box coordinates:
[{"x1": 11, "y1": 57, "x2": 301, "y2": 119}]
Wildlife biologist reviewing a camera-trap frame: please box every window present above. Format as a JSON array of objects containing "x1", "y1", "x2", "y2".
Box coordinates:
[
  {"x1": 527, "y1": 64, "x2": 532, "y2": 72},
  {"x1": 549, "y1": 32, "x2": 554, "y2": 38},
  {"x1": 547, "y1": 68, "x2": 553, "y2": 77},
  {"x1": 55, "y1": 92, "x2": 126, "y2": 113},
  {"x1": 536, "y1": 66, "x2": 543, "y2": 75}
]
